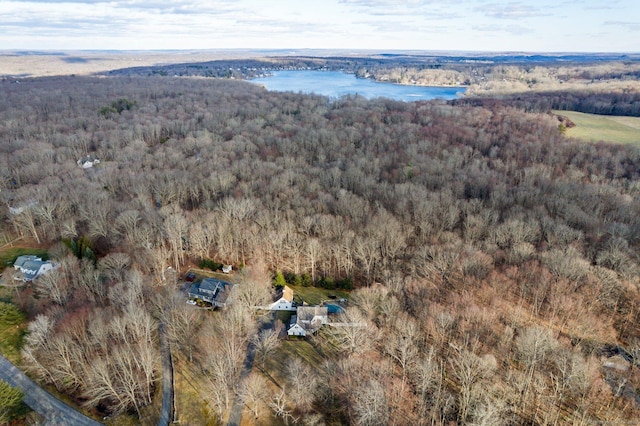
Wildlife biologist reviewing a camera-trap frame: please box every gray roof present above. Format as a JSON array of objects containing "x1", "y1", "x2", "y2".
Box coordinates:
[
  {"x1": 14, "y1": 255, "x2": 42, "y2": 268},
  {"x1": 296, "y1": 306, "x2": 328, "y2": 332},
  {"x1": 19, "y1": 260, "x2": 54, "y2": 281},
  {"x1": 297, "y1": 306, "x2": 328, "y2": 322},
  {"x1": 200, "y1": 278, "x2": 226, "y2": 293},
  {"x1": 188, "y1": 278, "x2": 232, "y2": 306}
]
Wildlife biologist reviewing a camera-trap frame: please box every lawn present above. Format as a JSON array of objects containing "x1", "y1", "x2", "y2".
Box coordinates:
[
  {"x1": 554, "y1": 110, "x2": 640, "y2": 145},
  {"x1": 0, "y1": 301, "x2": 27, "y2": 364},
  {"x1": 172, "y1": 362, "x2": 218, "y2": 426},
  {"x1": 287, "y1": 285, "x2": 350, "y2": 306}
]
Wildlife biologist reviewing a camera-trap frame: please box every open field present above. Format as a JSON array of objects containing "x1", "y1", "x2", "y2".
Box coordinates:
[
  {"x1": 554, "y1": 110, "x2": 640, "y2": 145},
  {"x1": 0, "y1": 50, "x2": 269, "y2": 78}
]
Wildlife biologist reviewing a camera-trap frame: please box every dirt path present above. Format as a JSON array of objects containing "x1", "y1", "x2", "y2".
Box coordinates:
[{"x1": 0, "y1": 354, "x2": 102, "y2": 426}]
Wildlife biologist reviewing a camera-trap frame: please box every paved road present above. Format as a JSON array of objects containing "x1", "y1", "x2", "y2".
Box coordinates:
[
  {"x1": 0, "y1": 354, "x2": 102, "y2": 426},
  {"x1": 226, "y1": 313, "x2": 275, "y2": 426},
  {"x1": 158, "y1": 322, "x2": 174, "y2": 426}
]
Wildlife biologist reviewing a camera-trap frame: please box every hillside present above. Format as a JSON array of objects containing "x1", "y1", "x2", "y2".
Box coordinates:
[
  {"x1": 1, "y1": 75, "x2": 640, "y2": 424},
  {"x1": 553, "y1": 110, "x2": 640, "y2": 145}
]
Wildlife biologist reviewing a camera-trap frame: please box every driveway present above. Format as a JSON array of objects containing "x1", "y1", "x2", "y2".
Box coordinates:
[
  {"x1": 0, "y1": 354, "x2": 102, "y2": 426},
  {"x1": 158, "y1": 322, "x2": 174, "y2": 426},
  {"x1": 226, "y1": 312, "x2": 275, "y2": 426}
]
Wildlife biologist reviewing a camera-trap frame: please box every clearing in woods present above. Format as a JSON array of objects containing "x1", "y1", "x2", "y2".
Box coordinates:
[{"x1": 554, "y1": 110, "x2": 640, "y2": 145}]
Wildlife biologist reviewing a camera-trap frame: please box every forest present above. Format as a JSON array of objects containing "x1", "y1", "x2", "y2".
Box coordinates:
[{"x1": 1, "y1": 71, "x2": 640, "y2": 425}]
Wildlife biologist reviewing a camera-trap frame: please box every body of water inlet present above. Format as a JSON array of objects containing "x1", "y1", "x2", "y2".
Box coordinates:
[{"x1": 251, "y1": 70, "x2": 465, "y2": 101}]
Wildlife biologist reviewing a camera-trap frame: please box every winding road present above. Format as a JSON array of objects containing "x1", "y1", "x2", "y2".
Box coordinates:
[{"x1": 0, "y1": 354, "x2": 102, "y2": 426}]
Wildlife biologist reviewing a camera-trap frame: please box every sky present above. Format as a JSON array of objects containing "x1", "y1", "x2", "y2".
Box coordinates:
[{"x1": 0, "y1": 0, "x2": 639, "y2": 53}]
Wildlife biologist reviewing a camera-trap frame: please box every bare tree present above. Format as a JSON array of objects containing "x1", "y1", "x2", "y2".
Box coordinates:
[
  {"x1": 449, "y1": 345, "x2": 496, "y2": 424},
  {"x1": 269, "y1": 388, "x2": 298, "y2": 425},
  {"x1": 515, "y1": 326, "x2": 558, "y2": 411},
  {"x1": 8, "y1": 205, "x2": 40, "y2": 243},
  {"x1": 384, "y1": 313, "x2": 420, "y2": 380},
  {"x1": 33, "y1": 267, "x2": 71, "y2": 305},
  {"x1": 286, "y1": 358, "x2": 318, "y2": 412},
  {"x1": 327, "y1": 306, "x2": 374, "y2": 355},
  {"x1": 351, "y1": 378, "x2": 389, "y2": 426},
  {"x1": 234, "y1": 260, "x2": 272, "y2": 309},
  {"x1": 307, "y1": 238, "x2": 322, "y2": 284},
  {"x1": 166, "y1": 294, "x2": 203, "y2": 363},
  {"x1": 162, "y1": 207, "x2": 188, "y2": 269},
  {"x1": 252, "y1": 328, "x2": 280, "y2": 371},
  {"x1": 241, "y1": 372, "x2": 268, "y2": 419}
]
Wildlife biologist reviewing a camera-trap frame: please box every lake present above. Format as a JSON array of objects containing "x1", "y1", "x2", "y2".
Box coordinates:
[{"x1": 251, "y1": 70, "x2": 465, "y2": 102}]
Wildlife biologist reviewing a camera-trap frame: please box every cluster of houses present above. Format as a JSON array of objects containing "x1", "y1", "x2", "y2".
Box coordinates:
[
  {"x1": 266, "y1": 285, "x2": 341, "y2": 337},
  {"x1": 184, "y1": 275, "x2": 353, "y2": 338},
  {"x1": 13, "y1": 255, "x2": 57, "y2": 282}
]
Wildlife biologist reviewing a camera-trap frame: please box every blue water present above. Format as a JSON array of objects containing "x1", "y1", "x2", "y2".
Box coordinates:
[
  {"x1": 325, "y1": 304, "x2": 345, "y2": 314},
  {"x1": 251, "y1": 70, "x2": 465, "y2": 102}
]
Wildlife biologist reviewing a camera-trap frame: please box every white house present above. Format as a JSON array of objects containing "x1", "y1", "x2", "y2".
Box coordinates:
[
  {"x1": 268, "y1": 285, "x2": 296, "y2": 311},
  {"x1": 287, "y1": 306, "x2": 328, "y2": 337},
  {"x1": 296, "y1": 306, "x2": 328, "y2": 331},
  {"x1": 287, "y1": 315, "x2": 306, "y2": 336},
  {"x1": 77, "y1": 155, "x2": 100, "y2": 169},
  {"x1": 14, "y1": 256, "x2": 57, "y2": 282}
]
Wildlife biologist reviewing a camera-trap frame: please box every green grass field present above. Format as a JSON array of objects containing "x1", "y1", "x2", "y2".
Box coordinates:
[
  {"x1": 0, "y1": 301, "x2": 27, "y2": 363},
  {"x1": 288, "y1": 285, "x2": 350, "y2": 305},
  {"x1": 554, "y1": 110, "x2": 640, "y2": 145}
]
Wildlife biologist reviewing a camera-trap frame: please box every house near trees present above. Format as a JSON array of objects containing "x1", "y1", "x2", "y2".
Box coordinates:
[
  {"x1": 13, "y1": 255, "x2": 56, "y2": 282},
  {"x1": 268, "y1": 285, "x2": 296, "y2": 311},
  {"x1": 287, "y1": 306, "x2": 328, "y2": 337},
  {"x1": 77, "y1": 155, "x2": 100, "y2": 169},
  {"x1": 188, "y1": 277, "x2": 233, "y2": 308},
  {"x1": 287, "y1": 316, "x2": 305, "y2": 336}
]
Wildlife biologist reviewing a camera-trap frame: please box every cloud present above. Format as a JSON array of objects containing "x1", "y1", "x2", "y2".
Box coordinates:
[
  {"x1": 0, "y1": 0, "x2": 635, "y2": 51},
  {"x1": 472, "y1": 23, "x2": 535, "y2": 35},
  {"x1": 5, "y1": 0, "x2": 241, "y2": 15},
  {"x1": 340, "y1": 0, "x2": 428, "y2": 6},
  {"x1": 604, "y1": 20, "x2": 640, "y2": 31},
  {"x1": 477, "y1": 2, "x2": 547, "y2": 19},
  {"x1": 340, "y1": 0, "x2": 462, "y2": 16},
  {"x1": 357, "y1": 20, "x2": 437, "y2": 34}
]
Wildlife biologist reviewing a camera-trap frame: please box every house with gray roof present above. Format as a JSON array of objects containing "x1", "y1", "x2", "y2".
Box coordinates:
[
  {"x1": 287, "y1": 306, "x2": 328, "y2": 337},
  {"x1": 14, "y1": 255, "x2": 42, "y2": 270},
  {"x1": 14, "y1": 256, "x2": 56, "y2": 282},
  {"x1": 188, "y1": 277, "x2": 233, "y2": 308}
]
